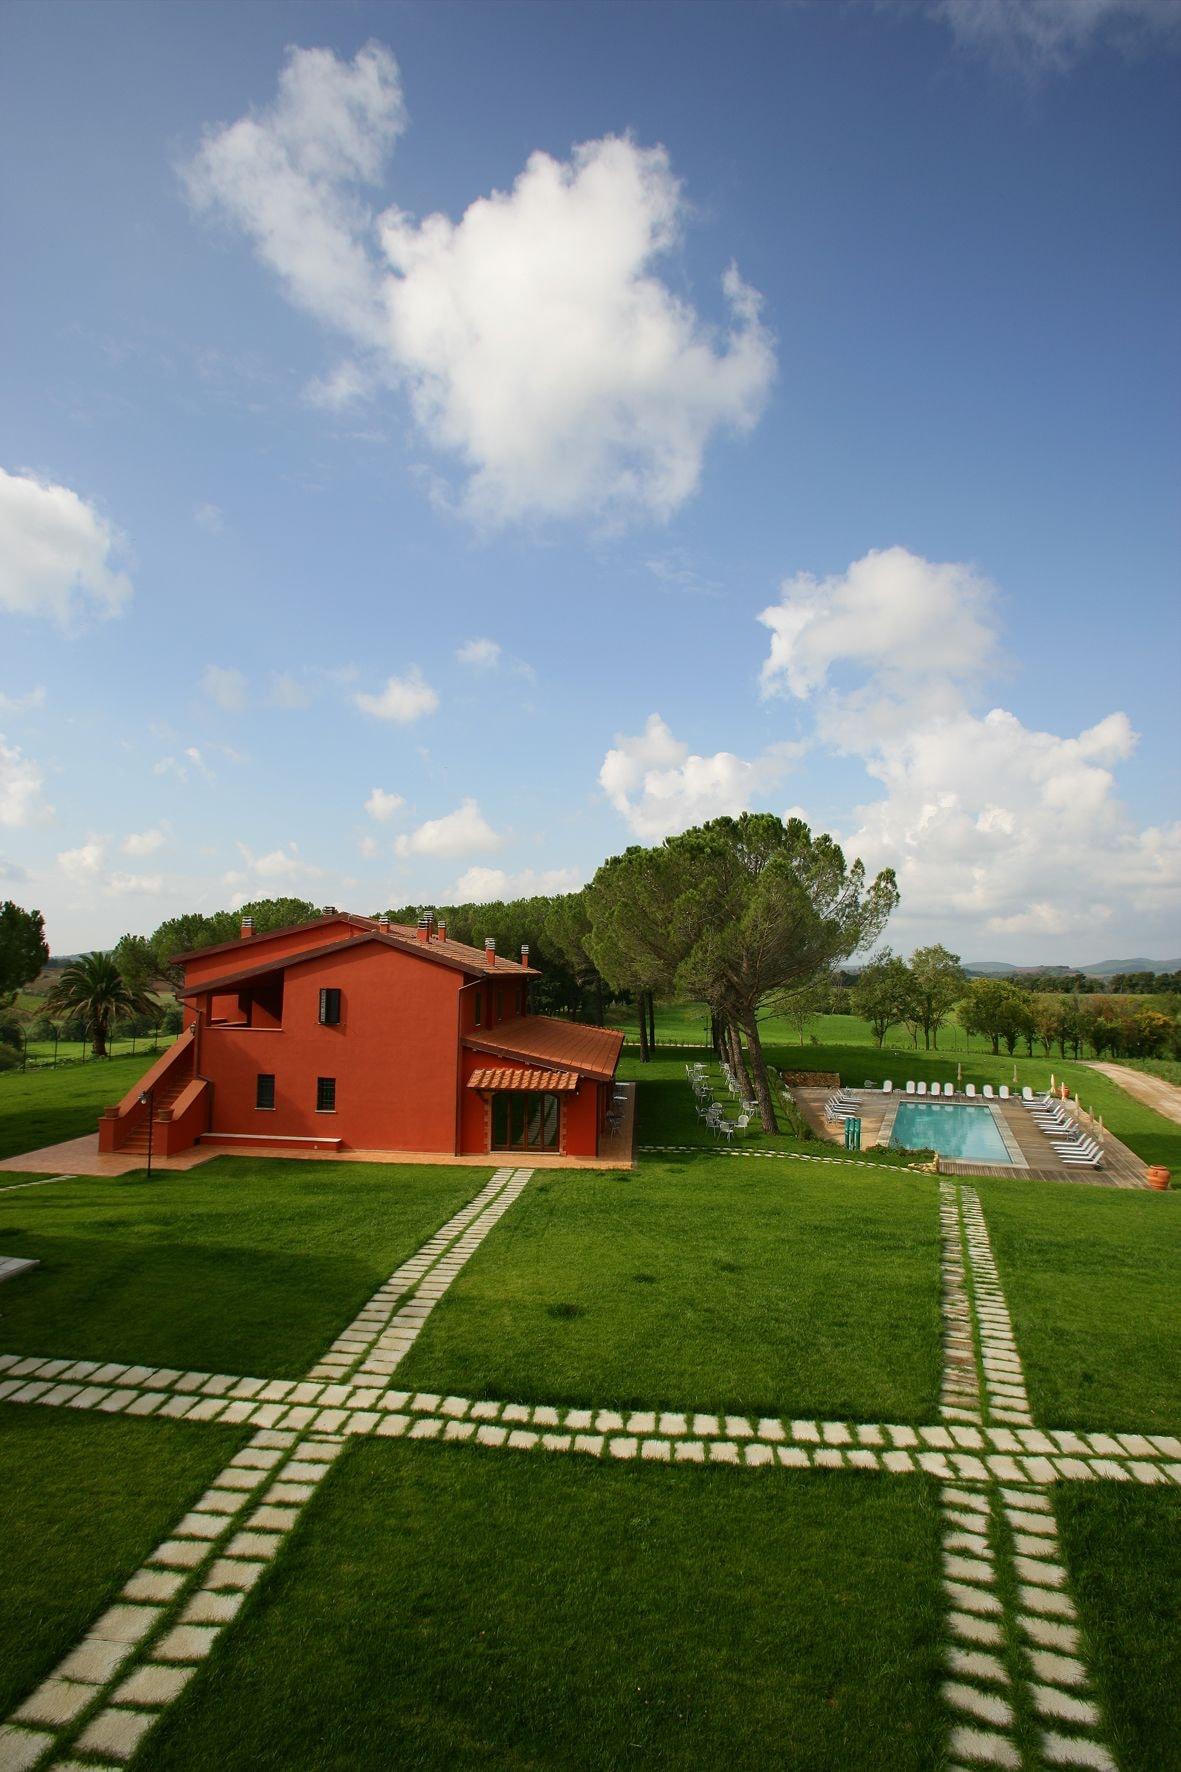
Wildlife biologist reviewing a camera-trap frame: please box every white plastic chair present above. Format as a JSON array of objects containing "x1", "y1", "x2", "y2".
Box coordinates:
[
  {"x1": 882, "y1": 1080, "x2": 893, "y2": 1093},
  {"x1": 999, "y1": 1085, "x2": 1010, "y2": 1100},
  {"x1": 965, "y1": 1084, "x2": 977, "y2": 1098},
  {"x1": 917, "y1": 1082, "x2": 928, "y2": 1096},
  {"x1": 1021, "y1": 1086, "x2": 1034, "y2": 1102},
  {"x1": 982, "y1": 1085, "x2": 994, "y2": 1099},
  {"x1": 906, "y1": 1081, "x2": 916, "y2": 1094}
]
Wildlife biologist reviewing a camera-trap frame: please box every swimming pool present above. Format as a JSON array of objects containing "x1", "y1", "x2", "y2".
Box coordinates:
[{"x1": 890, "y1": 1100, "x2": 1015, "y2": 1165}]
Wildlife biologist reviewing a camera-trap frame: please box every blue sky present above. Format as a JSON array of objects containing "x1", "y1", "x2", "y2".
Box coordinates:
[{"x1": 1, "y1": 0, "x2": 1178, "y2": 961}]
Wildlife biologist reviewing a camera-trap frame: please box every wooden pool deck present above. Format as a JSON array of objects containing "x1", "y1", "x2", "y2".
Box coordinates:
[{"x1": 790, "y1": 1086, "x2": 1148, "y2": 1189}]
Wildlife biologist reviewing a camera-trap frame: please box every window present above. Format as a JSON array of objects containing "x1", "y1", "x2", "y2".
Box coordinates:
[
  {"x1": 490, "y1": 1092, "x2": 560, "y2": 1152},
  {"x1": 318, "y1": 987, "x2": 341, "y2": 1026},
  {"x1": 256, "y1": 1073, "x2": 275, "y2": 1110},
  {"x1": 316, "y1": 1076, "x2": 337, "y2": 1113}
]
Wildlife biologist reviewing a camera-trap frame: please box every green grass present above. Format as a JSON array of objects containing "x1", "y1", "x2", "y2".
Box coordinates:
[
  {"x1": 397, "y1": 1155, "x2": 942, "y2": 1422},
  {"x1": 975, "y1": 1177, "x2": 1181, "y2": 1434},
  {"x1": 625, "y1": 1050, "x2": 919, "y2": 1164},
  {"x1": 144, "y1": 1443, "x2": 945, "y2": 1772},
  {"x1": 0, "y1": 1404, "x2": 246, "y2": 1716},
  {"x1": 0, "y1": 1051, "x2": 158, "y2": 1160},
  {"x1": 0, "y1": 1160, "x2": 487, "y2": 1377},
  {"x1": 1108, "y1": 1056, "x2": 1181, "y2": 1086},
  {"x1": 1055, "y1": 1486, "x2": 1181, "y2": 1772}
]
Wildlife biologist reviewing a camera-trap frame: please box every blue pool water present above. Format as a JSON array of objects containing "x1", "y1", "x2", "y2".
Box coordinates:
[{"x1": 890, "y1": 1101, "x2": 1014, "y2": 1164}]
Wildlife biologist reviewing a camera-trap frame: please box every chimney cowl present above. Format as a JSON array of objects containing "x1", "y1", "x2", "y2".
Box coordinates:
[
  {"x1": 438, "y1": 919, "x2": 447, "y2": 943},
  {"x1": 520, "y1": 943, "x2": 529, "y2": 967},
  {"x1": 484, "y1": 936, "x2": 496, "y2": 966},
  {"x1": 377, "y1": 914, "x2": 390, "y2": 931},
  {"x1": 240, "y1": 915, "x2": 255, "y2": 939}
]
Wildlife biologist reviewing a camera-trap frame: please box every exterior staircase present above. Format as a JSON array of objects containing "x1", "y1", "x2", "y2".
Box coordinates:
[{"x1": 117, "y1": 1063, "x2": 193, "y2": 1155}]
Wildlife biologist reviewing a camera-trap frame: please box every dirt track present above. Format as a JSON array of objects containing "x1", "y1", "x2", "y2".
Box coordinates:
[{"x1": 1089, "y1": 1062, "x2": 1181, "y2": 1128}]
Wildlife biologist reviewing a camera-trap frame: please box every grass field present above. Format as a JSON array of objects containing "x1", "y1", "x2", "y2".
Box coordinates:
[
  {"x1": 396, "y1": 1155, "x2": 942, "y2": 1422},
  {"x1": 0, "y1": 1051, "x2": 157, "y2": 1161},
  {"x1": 0, "y1": 1040, "x2": 1178, "y2": 1769},
  {"x1": 0, "y1": 1406, "x2": 246, "y2": 1718},
  {"x1": 0, "y1": 1160, "x2": 483, "y2": 1377},
  {"x1": 143, "y1": 1446, "x2": 944, "y2": 1772}
]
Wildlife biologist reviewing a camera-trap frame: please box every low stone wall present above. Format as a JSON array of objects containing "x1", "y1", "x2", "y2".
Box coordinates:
[{"x1": 781, "y1": 1070, "x2": 841, "y2": 1089}]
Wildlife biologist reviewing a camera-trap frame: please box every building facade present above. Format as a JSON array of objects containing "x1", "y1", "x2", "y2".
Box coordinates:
[{"x1": 99, "y1": 912, "x2": 624, "y2": 1162}]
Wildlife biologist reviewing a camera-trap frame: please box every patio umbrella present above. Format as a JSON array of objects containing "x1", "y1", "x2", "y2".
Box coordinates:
[{"x1": 957, "y1": 1061, "x2": 963, "y2": 1085}]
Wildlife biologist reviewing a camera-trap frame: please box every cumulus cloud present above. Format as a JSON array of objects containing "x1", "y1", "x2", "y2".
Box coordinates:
[
  {"x1": 268, "y1": 672, "x2": 313, "y2": 710},
  {"x1": 58, "y1": 840, "x2": 105, "y2": 882},
  {"x1": 0, "y1": 468, "x2": 133, "y2": 627},
  {"x1": 452, "y1": 864, "x2": 582, "y2": 903},
  {"x1": 154, "y1": 746, "x2": 215, "y2": 783},
  {"x1": 600, "y1": 712, "x2": 803, "y2": 841},
  {"x1": 354, "y1": 668, "x2": 438, "y2": 723},
  {"x1": 456, "y1": 637, "x2": 501, "y2": 670},
  {"x1": 358, "y1": 834, "x2": 379, "y2": 859},
  {"x1": 757, "y1": 545, "x2": 1181, "y2": 949},
  {"x1": 394, "y1": 797, "x2": 501, "y2": 859},
  {"x1": 122, "y1": 828, "x2": 167, "y2": 857},
  {"x1": 200, "y1": 665, "x2": 249, "y2": 712},
  {"x1": 364, "y1": 786, "x2": 404, "y2": 821},
  {"x1": 0, "y1": 734, "x2": 52, "y2": 826},
  {"x1": 933, "y1": 0, "x2": 1181, "y2": 75},
  {"x1": 184, "y1": 45, "x2": 775, "y2": 525},
  {"x1": 224, "y1": 841, "x2": 326, "y2": 894}
]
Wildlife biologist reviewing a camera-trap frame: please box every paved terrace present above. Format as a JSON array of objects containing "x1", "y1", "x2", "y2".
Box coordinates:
[
  {"x1": 0, "y1": 1085, "x2": 636, "y2": 1179},
  {"x1": 789, "y1": 1086, "x2": 1148, "y2": 1189}
]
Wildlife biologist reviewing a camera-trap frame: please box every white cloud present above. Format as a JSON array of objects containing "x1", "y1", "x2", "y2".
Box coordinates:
[
  {"x1": 200, "y1": 664, "x2": 249, "y2": 712},
  {"x1": 599, "y1": 712, "x2": 802, "y2": 840},
  {"x1": 184, "y1": 46, "x2": 775, "y2": 525},
  {"x1": 105, "y1": 871, "x2": 165, "y2": 897},
  {"x1": 58, "y1": 840, "x2": 105, "y2": 882},
  {"x1": 268, "y1": 672, "x2": 313, "y2": 710},
  {"x1": 394, "y1": 797, "x2": 501, "y2": 859},
  {"x1": 758, "y1": 546, "x2": 997, "y2": 704},
  {"x1": 224, "y1": 841, "x2": 326, "y2": 892},
  {"x1": 358, "y1": 834, "x2": 379, "y2": 859},
  {"x1": 0, "y1": 734, "x2": 52, "y2": 826},
  {"x1": 354, "y1": 667, "x2": 438, "y2": 723},
  {"x1": 0, "y1": 468, "x2": 133, "y2": 627},
  {"x1": 194, "y1": 502, "x2": 224, "y2": 533},
  {"x1": 122, "y1": 827, "x2": 167, "y2": 857},
  {"x1": 456, "y1": 637, "x2": 501, "y2": 670},
  {"x1": 0, "y1": 855, "x2": 30, "y2": 883},
  {"x1": 452, "y1": 864, "x2": 582, "y2": 903},
  {"x1": 364, "y1": 786, "x2": 404, "y2": 822},
  {"x1": 0, "y1": 686, "x2": 47, "y2": 715},
  {"x1": 756, "y1": 546, "x2": 1181, "y2": 952},
  {"x1": 155, "y1": 746, "x2": 215, "y2": 783},
  {"x1": 934, "y1": 0, "x2": 1181, "y2": 75}
]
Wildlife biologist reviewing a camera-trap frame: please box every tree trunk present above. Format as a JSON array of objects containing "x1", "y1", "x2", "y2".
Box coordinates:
[
  {"x1": 740, "y1": 1011, "x2": 780, "y2": 1134},
  {"x1": 91, "y1": 1018, "x2": 107, "y2": 1058},
  {"x1": 647, "y1": 992, "x2": 656, "y2": 1052},
  {"x1": 637, "y1": 995, "x2": 649, "y2": 1064},
  {"x1": 725, "y1": 1021, "x2": 750, "y2": 1095}
]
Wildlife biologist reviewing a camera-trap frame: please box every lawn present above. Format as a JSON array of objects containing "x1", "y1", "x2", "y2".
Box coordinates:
[
  {"x1": 0, "y1": 1160, "x2": 486, "y2": 1377},
  {"x1": 0, "y1": 1051, "x2": 158, "y2": 1161},
  {"x1": 143, "y1": 1443, "x2": 945, "y2": 1772},
  {"x1": 973, "y1": 1176, "x2": 1181, "y2": 1434},
  {"x1": 0, "y1": 1404, "x2": 246, "y2": 1717},
  {"x1": 1056, "y1": 1485, "x2": 1181, "y2": 1772},
  {"x1": 396, "y1": 1154, "x2": 942, "y2": 1422}
]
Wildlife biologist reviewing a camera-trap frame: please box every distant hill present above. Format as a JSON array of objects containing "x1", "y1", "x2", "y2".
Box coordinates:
[
  {"x1": 1079, "y1": 957, "x2": 1181, "y2": 977},
  {"x1": 963, "y1": 957, "x2": 1179, "y2": 979}
]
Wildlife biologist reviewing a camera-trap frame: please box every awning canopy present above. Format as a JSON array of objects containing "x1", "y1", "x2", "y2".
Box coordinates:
[{"x1": 468, "y1": 1066, "x2": 580, "y2": 1093}]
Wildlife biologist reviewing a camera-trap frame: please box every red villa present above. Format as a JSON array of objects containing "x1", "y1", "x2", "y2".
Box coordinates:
[{"x1": 98, "y1": 912, "x2": 626, "y2": 1164}]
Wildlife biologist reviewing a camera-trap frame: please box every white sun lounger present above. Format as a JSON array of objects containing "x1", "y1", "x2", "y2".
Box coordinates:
[
  {"x1": 882, "y1": 1080, "x2": 893, "y2": 1093},
  {"x1": 916, "y1": 1082, "x2": 928, "y2": 1096},
  {"x1": 982, "y1": 1085, "x2": 994, "y2": 1099},
  {"x1": 964, "y1": 1084, "x2": 977, "y2": 1098},
  {"x1": 1021, "y1": 1086, "x2": 1034, "y2": 1102},
  {"x1": 906, "y1": 1081, "x2": 916, "y2": 1094},
  {"x1": 943, "y1": 1082, "x2": 955, "y2": 1096},
  {"x1": 999, "y1": 1085, "x2": 1010, "y2": 1099}
]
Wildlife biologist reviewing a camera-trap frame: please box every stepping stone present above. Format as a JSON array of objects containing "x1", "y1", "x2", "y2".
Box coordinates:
[
  {"x1": 113, "y1": 1665, "x2": 196, "y2": 1707},
  {"x1": 14, "y1": 1680, "x2": 93, "y2": 1726},
  {"x1": 76, "y1": 1707, "x2": 156, "y2": 1762},
  {"x1": 0, "y1": 1726, "x2": 55, "y2": 1771},
  {"x1": 153, "y1": 1625, "x2": 220, "y2": 1663}
]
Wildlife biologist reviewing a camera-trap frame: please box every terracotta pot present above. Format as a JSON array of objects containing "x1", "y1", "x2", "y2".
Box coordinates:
[{"x1": 1145, "y1": 1166, "x2": 1171, "y2": 1191}]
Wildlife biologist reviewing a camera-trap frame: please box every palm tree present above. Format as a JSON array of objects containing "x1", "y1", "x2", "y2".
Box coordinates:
[{"x1": 44, "y1": 952, "x2": 156, "y2": 1058}]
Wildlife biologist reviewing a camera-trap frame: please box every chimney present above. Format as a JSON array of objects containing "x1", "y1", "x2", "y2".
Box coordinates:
[
  {"x1": 520, "y1": 943, "x2": 529, "y2": 968},
  {"x1": 417, "y1": 912, "x2": 433, "y2": 945},
  {"x1": 377, "y1": 914, "x2": 390, "y2": 933},
  {"x1": 240, "y1": 915, "x2": 254, "y2": 940},
  {"x1": 484, "y1": 936, "x2": 496, "y2": 966},
  {"x1": 437, "y1": 919, "x2": 447, "y2": 943}
]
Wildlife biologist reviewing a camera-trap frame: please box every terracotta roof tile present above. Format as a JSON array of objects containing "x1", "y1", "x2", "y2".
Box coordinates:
[
  {"x1": 464, "y1": 1014, "x2": 624, "y2": 1082},
  {"x1": 175, "y1": 913, "x2": 537, "y2": 977},
  {"x1": 468, "y1": 1067, "x2": 580, "y2": 1092}
]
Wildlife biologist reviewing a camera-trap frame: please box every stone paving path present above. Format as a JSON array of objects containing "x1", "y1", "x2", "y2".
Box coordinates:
[{"x1": 0, "y1": 1167, "x2": 1177, "y2": 1771}]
